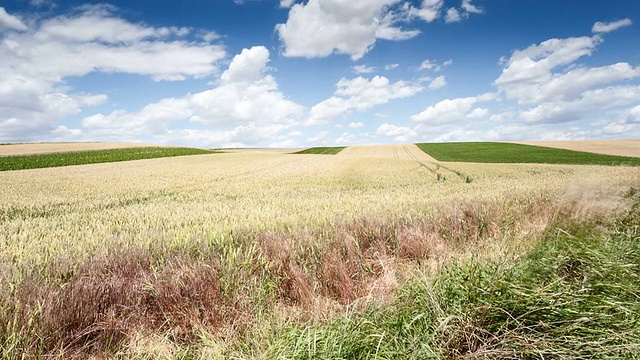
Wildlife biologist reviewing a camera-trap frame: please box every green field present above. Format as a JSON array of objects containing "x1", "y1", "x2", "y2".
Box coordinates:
[
  {"x1": 293, "y1": 146, "x2": 346, "y2": 155},
  {"x1": 0, "y1": 147, "x2": 216, "y2": 171},
  {"x1": 417, "y1": 142, "x2": 640, "y2": 165}
]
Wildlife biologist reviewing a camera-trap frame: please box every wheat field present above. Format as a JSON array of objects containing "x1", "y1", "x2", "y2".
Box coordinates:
[
  {"x1": 1, "y1": 144, "x2": 638, "y2": 358},
  {"x1": 516, "y1": 139, "x2": 640, "y2": 157}
]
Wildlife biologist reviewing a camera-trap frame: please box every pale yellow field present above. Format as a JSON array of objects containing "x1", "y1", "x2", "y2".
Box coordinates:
[
  {"x1": 338, "y1": 144, "x2": 437, "y2": 162},
  {"x1": 516, "y1": 140, "x2": 640, "y2": 157},
  {"x1": 0, "y1": 142, "x2": 166, "y2": 156},
  {"x1": 213, "y1": 147, "x2": 305, "y2": 154},
  {"x1": 1, "y1": 148, "x2": 637, "y2": 273},
  {"x1": 1, "y1": 145, "x2": 639, "y2": 358}
]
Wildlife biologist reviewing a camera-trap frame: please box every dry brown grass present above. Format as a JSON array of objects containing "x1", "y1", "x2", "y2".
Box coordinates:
[
  {"x1": 5, "y1": 249, "x2": 234, "y2": 355},
  {"x1": 258, "y1": 233, "x2": 313, "y2": 306}
]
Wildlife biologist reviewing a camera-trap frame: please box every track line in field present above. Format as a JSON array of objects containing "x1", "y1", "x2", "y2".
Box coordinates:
[
  {"x1": 401, "y1": 144, "x2": 474, "y2": 183},
  {"x1": 402, "y1": 144, "x2": 438, "y2": 176},
  {"x1": 336, "y1": 145, "x2": 470, "y2": 183}
]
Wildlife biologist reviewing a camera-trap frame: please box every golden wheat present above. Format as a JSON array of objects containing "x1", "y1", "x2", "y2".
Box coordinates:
[
  {"x1": 1, "y1": 150, "x2": 635, "y2": 279},
  {"x1": 515, "y1": 139, "x2": 640, "y2": 157},
  {"x1": 0, "y1": 146, "x2": 638, "y2": 358}
]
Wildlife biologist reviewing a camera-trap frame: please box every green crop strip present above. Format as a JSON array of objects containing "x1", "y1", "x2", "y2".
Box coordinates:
[
  {"x1": 416, "y1": 142, "x2": 640, "y2": 165},
  {"x1": 293, "y1": 147, "x2": 346, "y2": 155},
  {"x1": 0, "y1": 147, "x2": 216, "y2": 171}
]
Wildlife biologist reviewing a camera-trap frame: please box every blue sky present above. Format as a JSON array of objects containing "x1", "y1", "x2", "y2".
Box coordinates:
[{"x1": 1, "y1": 0, "x2": 639, "y2": 147}]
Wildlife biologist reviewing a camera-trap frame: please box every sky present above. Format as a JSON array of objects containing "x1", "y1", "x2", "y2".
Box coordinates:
[{"x1": 0, "y1": 0, "x2": 639, "y2": 148}]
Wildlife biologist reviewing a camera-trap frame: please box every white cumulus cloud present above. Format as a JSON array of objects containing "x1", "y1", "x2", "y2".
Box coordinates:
[
  {"x1": 0, "y1": 7, "x2": 27, "y2": 31},
  {"x1": 592, "y1": 19, "x2": 632, "y2": 34},
  {"x1": 495, "y1": 36, "x2": 604, "y2": 104},
  {"x1": 445, "y1": 8, "x2": 461, "y2": 23},
  {"x1": 428, "y1": 75, "x2": 447, "y2": 89},
  {"x1": 308, "y1": 75, "x2": 425, "y2": 125},
  {"x1": 376, "y1": 123, "x2": 416, "y2": 142},
  {"x1": 492, "y1": 31, "x2": 640, "y2": 132},
  {"x1": 79, "y1": 46, "x2": 305, "y2": 146},
  {"x1": 0, "y1": 5, "x2": 227, "y2": 142},
  {"x1": 276, "y1": 0, "x2": 420, "y2": 60},
  {"x1": 444, "y1": 0, "x2": 483, "y2": 24},
  {"x1": 411, "y1": 93, "x2": 494, "y2": 125},
  {"x1": 415, "y1": 0, "x2": 444, "y2": 22}
]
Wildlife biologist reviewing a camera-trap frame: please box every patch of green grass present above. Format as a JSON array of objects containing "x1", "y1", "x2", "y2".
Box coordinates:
[
  {"x1": 0, "y1": 147, "x2": 216, "y2": 171},
  {"x1": 416, "y1": 142, "x2": 640, "y2": 165},
  {"x1": 293, "y1": 147, "x2": 346, "y2": 155},
  {"x1": 267, "y1": 199, "x2": 640, "y2": 359}
]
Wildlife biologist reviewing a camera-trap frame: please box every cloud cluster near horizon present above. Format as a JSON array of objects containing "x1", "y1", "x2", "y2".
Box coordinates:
[{"x1": 0, "y1": 2, "x2": 638, "y2": 147}]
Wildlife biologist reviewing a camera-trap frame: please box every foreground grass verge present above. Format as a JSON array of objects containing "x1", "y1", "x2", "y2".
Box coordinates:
[
  {"x1": 416, "y1": 142, "x2": 640, "y2": 166},
  {"x1": 0, "y1": 147, "x2": 215, "y2": 171},
  {"x1": 293, "y1": 147, "x2": 346, "y2": 155},
  {"x1": 268, "y1": 193, "x2": 640, "y2": 359}
]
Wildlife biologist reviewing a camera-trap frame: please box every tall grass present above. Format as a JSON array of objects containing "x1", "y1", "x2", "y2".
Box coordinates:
[{"x1": 267, "y1": 191, "x2": 640, "y2": 359}]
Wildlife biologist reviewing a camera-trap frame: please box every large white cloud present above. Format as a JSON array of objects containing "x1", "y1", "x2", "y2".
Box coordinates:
[
  {"x1": 275, "y1": 0, "x2": 420, "y2": 60},
  {"x1": 489, "y1": 23, "x2": 640, "y2": 136},
  {"x1": 308, "y1": 75, "x2": 425, "y2": 125},
  {"x1": 410, "y1": 93, "x2": 494, "y2": 125},
  {"x1": 495, "y1": 35, "x2": 640, "y2": 105},
  {"x1": 0, "y1": 5, "x2": 226, "y2": 142},
  {"x1": 3, "y1": 6, "x2": 225, "y2": 82},
  {"x1": 378, "y1": 19, "x2": 640, "y2": 143},
  {"x1": 517, "y1": 86, "x2": 640, "y2": 124},
  {"x1": 276, "y1": 0, "x2": 484, "y2": 60},
  {"x1": 494, "y1": 36, "x2": 601, "y2": 103},
  {"x1": 78, "y1": 46, "x2": 306, "y2": 147}
]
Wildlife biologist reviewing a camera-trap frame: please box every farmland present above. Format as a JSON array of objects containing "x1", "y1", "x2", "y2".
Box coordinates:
[
  {"x1": 416, "y1": 142, "x2": 640, "y2": 165},
  {"x1": 517, "y1": 139, "x2": 640, "y2": 157},
  {"x1": 293, "y1": 146, "x2": 346, "y2": 155},
  {"x1": 0, "y1": 143, "x2": 639, "y2": 358},
  {"x1": 0, "y1": 146, "x2": 215, "y2": 171},
  {"x1": 0, "y1": 142, "x2": 166, "y2": 156}
]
